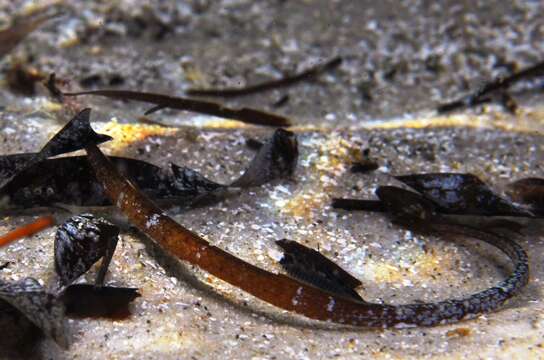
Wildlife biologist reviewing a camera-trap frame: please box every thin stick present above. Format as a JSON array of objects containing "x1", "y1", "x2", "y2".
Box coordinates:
[
  {"x1": 0, "y1": 215, "x2": 55, "y2": 247},
  {"x1": 63, "y1": 90, "x2": 291, "y2": 127},
  {"x1": 437, "y1": 60, "x2": 544, "y2": 113},
  {"x1": 187, "y1": 57, "x2": 342, "y2": 98}
]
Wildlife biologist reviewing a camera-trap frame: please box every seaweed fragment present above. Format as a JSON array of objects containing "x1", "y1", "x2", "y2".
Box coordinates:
[
  {"x1": 0, "y1": 128, "x2": 297, "y2": 210},
  {"x1": 6, "y1": 62, "x2": 45, "y2": 96},
  {"x1": 331, "y1": 198, "x2": 384, "y2": 212},
  {"x1": 54, "y1": 214, "x2": 119, "y2": 286},
  {"x1": 437, "y1": 60, "x2": 544, "y2": 113},
  {"x1": 334, "y1": 173, "x2": 536, "y2": 219},
  {"x1": 186, "y1": 57, "x2": 342, "y2": 98},
  {"x1": 0, "y1": 278, "x2": 67, "y2": 347},
  {"x1": 62, "y1": 89, "x2": 292, "y2": 127},
  {"x1": 39, "y1": 108, "x2": 112, "y2": 159},
  {"x1": 276, "y1": 239, "x2": 365, "y2": 303},
  {"x1": 45, "y1": 73, "x2": 64, "y2": 101},
  {"x1": 350, "y1": 148, "x2": 379, "y2": 174},
  {"x1": 231, "y1": 128, "x2": 298, "y2": 187},
  {"x1": 60, "y1": 284, "x2": 140, "y2": 319},
  {"x1": 0, "y1": 109, "x2": 111, "y2": 191},
  {"x1": 506, "y1": 177, "x2": 544, "y2": 215},
  {"x1": 395, "y1": 173, "x2": 532, "y2": 217},
  {"x1": 170, "y1": 164, "x2": 224, "y2": 195},
  {"x1": 375, "y1": 186, "x2": 438, "y2": 225},
  {"x1": 0, "y1": 13, "x2": 59, "y2": 59},
  {"x1": 245, "y1": 138, "x2": 264, "y2": 150}
]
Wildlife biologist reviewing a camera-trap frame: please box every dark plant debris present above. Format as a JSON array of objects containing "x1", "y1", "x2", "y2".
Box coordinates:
[
  {"x1": 271, "y1": 94, "x2": 290, "y2": 108},
  {"x1": 60, "y1": 284, "x2": 140, "y2": 319},
  {"x1": 350, "y1": 148, "x2": 379, "y2": 174},
  {"x1": 275, "y1": 239, "x2": 366, "y2": 303},
  {"x1": 506, "y1": 177, "x2": 544, "y2": 216},
  {"x1": 0, "y1": 278, "x2": 68, "y2": 347},
  {"x1": 186, "y1": 57, "x2": 342, "y2": 98},
  {"x1": 5, "y1": 62, "x2": 45, "y2": 96},
  {"x1": 0, "y1": 119, "x2": 297, "y2": 211},
  {"x1": 395, "y1": 173, "x2": 533, "y2": 217},
  {"x1": 0, "y1": 13, "x2": 59, "y2": 59},
  {"x1": 437, "y1": 60, "x2": 544, "y2": 113},
  {"x1": 231, "y1": 128, "x2": 298, "y2": 187},
  {"x1": 45, "y1": 73, "x2": 64, "y2": 102},
  {"x1": 333, "y1": 173, "x2": 537, "y2": 218},
  {"x1": 62, "y1": 89, "x2": 292, "y2": 127},
  {"x1": 54, "y1": 214, "x2": 120, "y2": 287}
]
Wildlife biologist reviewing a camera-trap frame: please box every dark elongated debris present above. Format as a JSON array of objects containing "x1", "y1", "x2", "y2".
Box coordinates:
[
  {"x1": 0, "y1": 278, "x2": 67, "y2": 347},
  {"x1": 0, "y1": 153, "x2": 34, "y2": 182},
  {"x1": 245, "y1": 138, "x2": 264, "y2": 150},
  {"x1": 61, "y1": 284, "x2": 140, "y2": 319},
  {"x1": 0, "y1": 13, "x2": 58, "y2": 59},
  {"x1": 0, "y1": 128, "x2": 298, "y2": 210},
  {"x1": 0, "y1": 155, "x2": 173, "y2": 209},
  {"x1": 0, "y1": 109, "x2": 111, "y2": 191},
  {"x1": 350, "y1": 148, "x2": 379, "y2": 174},
  {"x1": 45, "y1": 73, "x2": 63, "y2": 101},
  {"x1": 170, "y1": 164, "x2": 224, "y2": 195},
  {"x1": 395, "y1": 173, "x2": 532, "y2": 217},
  {"x1": 375, "y1": 186, "x2": 438, "y2": 224},
  {"x1": 186, "y1": 57, "x2": 342, "y2": 98},
  {"x1": 40, "y1": 108, "x2": 112, "y2": 159},
  {"x1": 54, "y1": 214, "x2": 119, "y2": 286},
  {"x1": 351, "y1": 161, "x2": 379, "y2": 174},
  {"x1": 331, "y1": 198, "x2": 384, "y2": 212},
  {"x1": 275, "y1": 239, "x2": 365, "y2": 303},
  {"x1": 62, "y1": 90, "x2": 292, "y2": 127},
  {"x1": 437, "y1": 60, "x2": 544, "y2": 113},
  {"x1": 506, "y1": 177, "x2": 544, "y2": 215},
  {"x1": 231, "y1": 128, "x2": 298, "y2": 187}
]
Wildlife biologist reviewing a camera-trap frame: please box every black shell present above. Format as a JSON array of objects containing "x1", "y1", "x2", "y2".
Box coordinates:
[{"x1": 54, "y1": 214, "x2": 119, "y2": 286}]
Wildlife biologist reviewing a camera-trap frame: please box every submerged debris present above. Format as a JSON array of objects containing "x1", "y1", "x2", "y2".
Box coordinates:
[
  {"x1": 375, "y1": 186, "x2": 438, "y2": 225},
  {"x1": 0, "y1": 13, "x2": 58, "y2": 59},
  {"x1": 395, "y1": 173, "x2": 533, "y2": 217},
  {"x1": 0, "y1": 128, "x2": 297, "y2": 210},
  {"x1": 0, "y1": 109, "x2": 111, "y2": 190},
  {"x1": 54, "y1": 214, "x2": 119, "y2": 287},
  {"x1": 231, "y1": 128, "x2": 298, "y2": 187},
  {"x1": 187, "y1": 57, "x2": 342, "y2": 97},
  {"x1": 45, "y1": 73, "x2": 64, "y2": 101},
  {"x1": 276, "y1": 239, "x2": 365, "y2": 303},
  {"x1": 438, "y1": 60, "x2": 544, "y2": 113},
  {"x1": 0, "y1": 278, "x2": 67, "y2": 347},
  {"x1": 0, "y1": 212, "x2": 138, "y2": 346},
  {"x1": 350, "y1": 148, "x2": 379, "y2": 174},
  {"x1": 62, "y1": 89, "x2": 292, "y2": 127},
  {"x1": 60, "y1": 284, "x2": 140, "y2": 319},
  {"x1": 334, "y1": 173, "x2": 537, "y2": 218},
  {"x1": 506, "y1": 177, "x2": 544, "y2": 215},
  {"x1": 5, "y1": 62, "x2": 45, "y2": 96}
]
